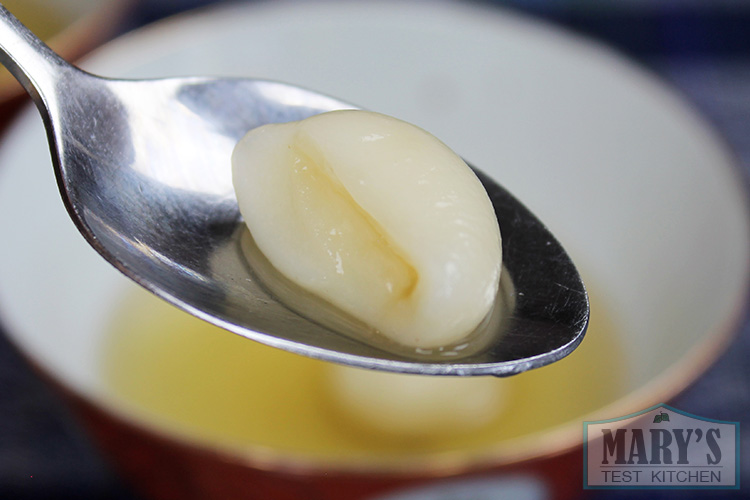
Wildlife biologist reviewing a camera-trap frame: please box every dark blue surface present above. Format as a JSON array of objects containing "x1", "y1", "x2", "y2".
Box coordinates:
[{"x1": 1, "y1": 1, "x2": 749, "y2": 498}]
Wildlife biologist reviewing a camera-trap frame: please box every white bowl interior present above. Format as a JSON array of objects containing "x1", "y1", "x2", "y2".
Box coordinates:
[{"x1": 0, "y1": 0, "x2": 748, "y2": 436}]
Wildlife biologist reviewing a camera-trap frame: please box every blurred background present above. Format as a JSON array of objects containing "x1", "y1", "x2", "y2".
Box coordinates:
[{"x1": 0, "y1": 0, "x2": 749, "y2": 499}]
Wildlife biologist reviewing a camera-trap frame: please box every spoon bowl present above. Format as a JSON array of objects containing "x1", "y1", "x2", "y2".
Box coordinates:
[{"x1": 0, "y1": 4, "x2": 587, "y2": 376}]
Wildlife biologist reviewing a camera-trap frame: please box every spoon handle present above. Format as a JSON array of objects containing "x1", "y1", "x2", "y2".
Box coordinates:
[{"x1": 0, "y1": 3, "x2": 75, "y2": 107}]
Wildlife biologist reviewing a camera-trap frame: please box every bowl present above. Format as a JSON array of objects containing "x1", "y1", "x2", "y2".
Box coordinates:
[
  {"x1": 0, "y1": 1, "x2": 748, "y2": 499},
  {"x1": 0, "y1": 0, "x2": 133, "y2": 127}
]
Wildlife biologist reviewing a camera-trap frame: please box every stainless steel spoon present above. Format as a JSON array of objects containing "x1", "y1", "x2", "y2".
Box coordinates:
[{"x1": 0, "y1": 4, "x2": 588, "y2": 376}]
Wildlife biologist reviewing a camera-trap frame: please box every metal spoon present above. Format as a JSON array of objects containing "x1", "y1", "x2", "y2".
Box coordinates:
[{"x1": 0, "y1": 5, "x2": 587, "y2": 376}]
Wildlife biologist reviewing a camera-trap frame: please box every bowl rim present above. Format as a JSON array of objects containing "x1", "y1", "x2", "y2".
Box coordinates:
[
  {"x1": 2, "y1": 0, "x2": 750, "y2": 478},
  {"x1": 70, "y1": 1, "x2": 750, "y2": 476}
]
